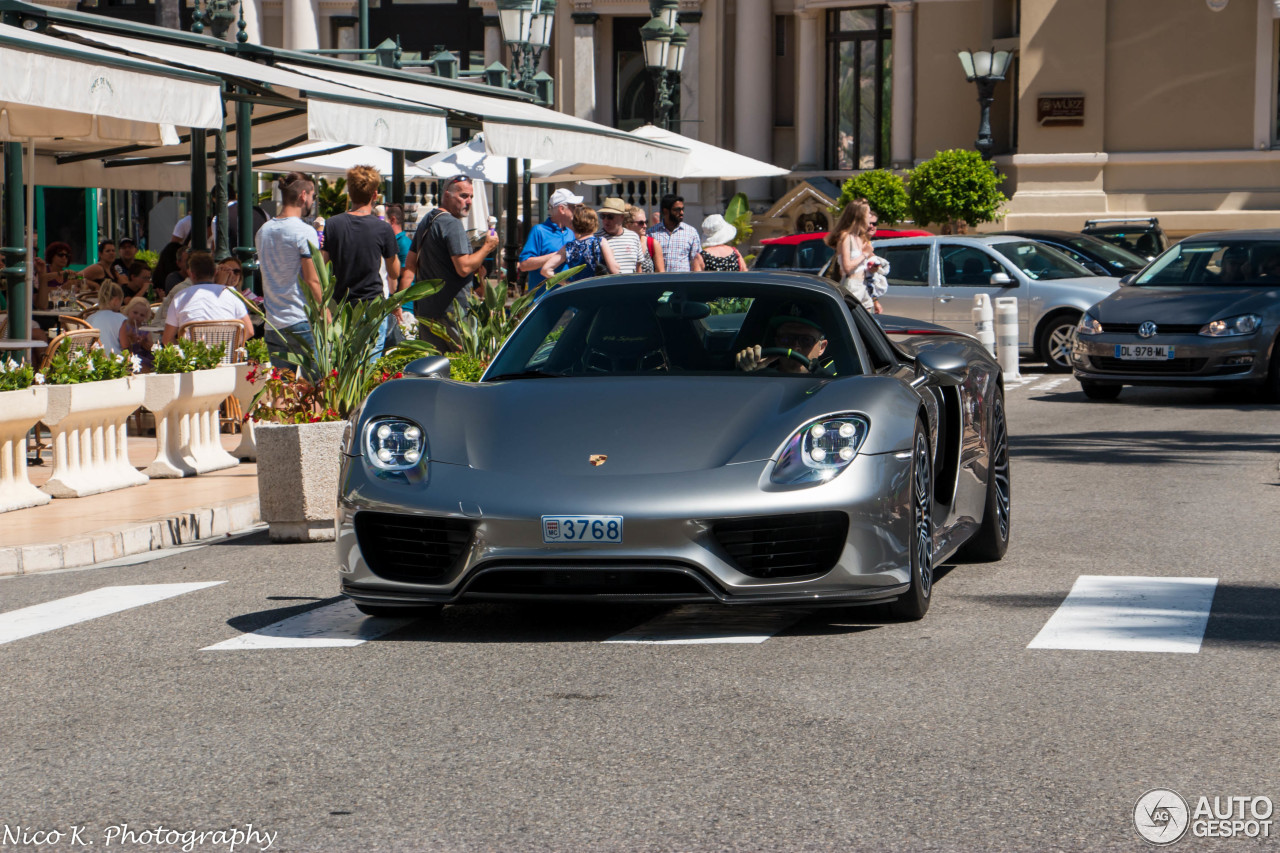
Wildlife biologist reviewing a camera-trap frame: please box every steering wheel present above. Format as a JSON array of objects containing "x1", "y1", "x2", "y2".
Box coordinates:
[{"x1": 759, "y1": 346, "x2": 812, "y2": 370}]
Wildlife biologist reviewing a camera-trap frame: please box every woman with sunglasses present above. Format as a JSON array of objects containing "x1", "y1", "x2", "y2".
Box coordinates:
[
  {"x1": 36, "y1": 242, "x2": 75, "y2": 310},
  {"x1": 624, "y1": 205, "x2": 665, "y2": 273}
]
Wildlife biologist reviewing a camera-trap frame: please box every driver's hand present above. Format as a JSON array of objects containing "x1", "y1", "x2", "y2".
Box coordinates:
[{"x1": 735, "y1": 345, "x2": 776, "y2": 372}]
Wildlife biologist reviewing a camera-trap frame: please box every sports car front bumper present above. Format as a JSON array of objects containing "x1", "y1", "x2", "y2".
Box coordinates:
[{"x1": 337, "y1": 450, "x2": 916, "y2": 607}]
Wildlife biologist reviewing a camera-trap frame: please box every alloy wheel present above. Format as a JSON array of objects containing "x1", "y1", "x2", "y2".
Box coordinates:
[
  {"x1": 990, "y1": 396, "x2": 1010, "y2": 541},
  {"x1": 1046, "y1": 323, "x2": 1075, "y2": 370},
  {"x1": 913, "y1": 431, "x2": 934, "y2": 599}
]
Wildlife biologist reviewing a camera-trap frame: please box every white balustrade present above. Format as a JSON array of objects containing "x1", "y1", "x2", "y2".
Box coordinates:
[
  {"x1": 41, "y1": 376, "x2": 149, "y2": 498},
  {"x1": 142, "y1": 366, "x2": 240, "y2": 478},
  {"x1": 0, "y1": 386, "x2": 51, "y2": 512}
]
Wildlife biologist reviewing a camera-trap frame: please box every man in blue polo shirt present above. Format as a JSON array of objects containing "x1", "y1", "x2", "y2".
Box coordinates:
[{"x1": 518, "y1": 187, "x2": 580, "y2": 297}]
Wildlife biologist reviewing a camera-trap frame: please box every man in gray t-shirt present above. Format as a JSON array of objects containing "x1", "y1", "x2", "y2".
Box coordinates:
[
  {"x1": 401, "y1": 176, "x2": 499, "y2": 346},
  {"x1": 255, "y1": 176, "x2": 321, "y2": 373}
]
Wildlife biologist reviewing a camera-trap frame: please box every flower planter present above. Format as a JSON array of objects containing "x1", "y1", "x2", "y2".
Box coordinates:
[
  {"x1": 231, "y1": 362, "x2": 268, "y2": 461},
  {"x1": 0, "y1": 385, "x2": 51, "y2": 512},
  {"x1": 255, "y1": 420, "x2": 346, "y2": 542},
  {"x1": 141, "y1": 365, "x2": 240, "y2": 478},
  {"x1": 41, "y1": 376, "x2": 149, "y2": 498}
]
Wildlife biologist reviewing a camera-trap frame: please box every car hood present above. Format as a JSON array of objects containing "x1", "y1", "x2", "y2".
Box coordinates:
[
  {"x1": 358, "y1": 374, "x2": 919, "y2": 474},
  {"x1": 1093, "y1": 285, "x2": 1280, "y2": 324},
  {"x1": 1047, "y1": 276, "x2": 1123, "y2": 293}
]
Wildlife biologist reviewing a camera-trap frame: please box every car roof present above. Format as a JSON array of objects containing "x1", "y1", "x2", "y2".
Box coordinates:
[
  {"x1": 1180, "y1": 229, "x2": 1280, "y2": 243},
  {"x1": 556, "y1": 270, "x2": 839, "y2": 296},
  {"x1": 1002, "y1": 230, "x2": 1095, "y2": 241},
  {"x1": 871, "y1": 234, "x2": 1029, "y2": 246},
  {"x1": 760, "y1": 228, "x2": 932, "y2": 245}
]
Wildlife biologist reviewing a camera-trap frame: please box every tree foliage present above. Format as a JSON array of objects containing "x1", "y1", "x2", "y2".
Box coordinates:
[
  {"x1": 834, "y1": 170, "x2": 910, "y2": 226},
  {"x1": 907, "y1": 149, "x2": 1007, "y2": 232},
  {"x1": 724, "y1": 192, "x2": 753, "y2": 247}
]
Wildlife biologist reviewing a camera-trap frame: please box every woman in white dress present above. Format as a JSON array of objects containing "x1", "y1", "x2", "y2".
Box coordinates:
[{"x1": 824, "y1": 200, "x2": 883, "y2": 314}]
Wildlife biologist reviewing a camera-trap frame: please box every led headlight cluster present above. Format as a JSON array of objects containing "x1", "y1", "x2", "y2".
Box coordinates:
[
  {"x1": 1200, "y1": 314, "x2": 1261, "y2": 337},
  {"x1": 363, "y1": 418, "x2": 426, "y2": 471},
  {"x1": 771, "y1": 415, "x2": 870, "y2": 485}
]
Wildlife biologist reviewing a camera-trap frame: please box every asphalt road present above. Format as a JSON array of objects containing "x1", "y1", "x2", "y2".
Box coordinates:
[{"x1": 1, "y1": 369, "x2": 1278, "y2": 853}]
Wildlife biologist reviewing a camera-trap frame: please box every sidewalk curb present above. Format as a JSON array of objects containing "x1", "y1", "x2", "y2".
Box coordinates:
[{"x1": 0, "y1": 495, "x2": 262, "y2": 577}]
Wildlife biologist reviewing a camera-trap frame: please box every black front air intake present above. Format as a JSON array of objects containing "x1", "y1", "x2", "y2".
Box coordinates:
[
  {"x1": 354, "y1": 512, "x2": 474, "y2": 582},
  {"x1": 711, "y1": 511, "x2": 848, "y2": 579}
]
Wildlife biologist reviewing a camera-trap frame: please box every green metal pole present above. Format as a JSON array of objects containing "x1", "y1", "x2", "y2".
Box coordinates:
[
  {"x1": 521, "y1": 158, "x2": 532, "y2": 244},
  {"x1": 359, "y1": 0, "x2": 369, "y2": 50},
  {"x1": 191, "y1": 132, "x2": 208, "y2": 252},
  {"x1": 505, "y1": 159, "x2": 518, "y2": 288},
  {"x1": 2, "y1": 142, "x2": 28, "y2": 339},
  {"x1": 235, "y1": 95, "x2": 257, "y2": 295},
  {"x1": 214, "y1": 123, "x2": 230, "y2": 262}
]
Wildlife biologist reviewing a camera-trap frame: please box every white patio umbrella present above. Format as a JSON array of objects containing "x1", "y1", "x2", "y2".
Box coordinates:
[
  {"x1": 416, "y1": 133, "x2": 554, "y2": 185},
  {"x1": 534, "y1": 124, "x2": 790, "y2": 183},
  {"x1": 253, "y1": 141, "x2": 431, "y2": 178}
]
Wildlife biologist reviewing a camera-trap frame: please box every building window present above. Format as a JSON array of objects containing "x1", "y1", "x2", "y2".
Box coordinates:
[{"x1": 826, "y1": 7, "x2": 892, "y2": 171}]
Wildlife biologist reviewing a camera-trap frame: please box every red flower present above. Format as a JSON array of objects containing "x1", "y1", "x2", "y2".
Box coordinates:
[
  {"x1": 331, "y1": 368, "x2": 339, "y2": 377},
  {"x1": 394, "y1": 372, "x2": 403, "y2": 379},
  {"x1": 309, "y1": 414, "x2": 321, "y2": 423},
  {"x1": 245, "y1": 369, "x2": 257, "y2": 383}
]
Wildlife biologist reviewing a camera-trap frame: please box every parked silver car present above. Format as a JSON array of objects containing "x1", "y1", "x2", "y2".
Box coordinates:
[{"x1": 846, "y1": 236, "x2": 1121, "y2": 371}]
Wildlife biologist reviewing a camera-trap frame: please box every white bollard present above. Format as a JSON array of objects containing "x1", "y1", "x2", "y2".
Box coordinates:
[
  {"x1": 994, "y1": 296, "x2": 1021, "y2": 379},
  {"x1": 972, "y1": 293, "x2": 995, "y2": 355}
]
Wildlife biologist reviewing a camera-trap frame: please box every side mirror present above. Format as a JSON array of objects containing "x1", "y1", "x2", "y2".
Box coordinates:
[
  {"x1": 990, "y1": 272, "x2": 1014, "y2": 286},
  {"x1": 1119, "y1": 274, "x2": 1135, "y2": 286},
  {"x1": 911, "y1": 350, "x2": 969, "y2": 388},
  {"x1": 405, "y1": 356, "x2": 452, "y2": 379}
]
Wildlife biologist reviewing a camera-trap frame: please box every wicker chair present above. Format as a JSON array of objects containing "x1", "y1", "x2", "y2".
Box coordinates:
[
  {"x1": 39, "y1": 327, "x2": 101, "y2": 371},
  {"x1": 179, "y1": 320, "x2": 248, "y2": 433},
  {"x1": 58, "y1": 315, "x2": 95, "y2": 331},
  {"x1": 0, "y1": 314, "x2": 7, "y2": 338}
]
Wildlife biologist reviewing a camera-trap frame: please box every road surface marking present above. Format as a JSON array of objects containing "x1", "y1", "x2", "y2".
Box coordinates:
[
  {"x1": 604, "y1": 606, "x2": 805, "y2": 644},
  {"x1": 1029, "y1": 377, "x2": 1072, "y2": 393},
  {"x1": 0, "y1": 582, "x2": 225, "y2": 646},
  {"x1": 1028, "y1": 575, "x2": 1218, "y2": 653},
  {"x1": 202, "y1": 599, "x2": 413, "y2": 650}
]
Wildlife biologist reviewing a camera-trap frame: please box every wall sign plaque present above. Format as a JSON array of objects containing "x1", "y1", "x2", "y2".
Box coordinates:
[{"x1": 1037, "y1": 95, "x2": 1085, "y2": 126}]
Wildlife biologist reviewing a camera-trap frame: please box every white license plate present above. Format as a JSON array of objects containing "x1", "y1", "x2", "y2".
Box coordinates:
[
  {"x1": 542, "y1": 515, "x2": 623, "y2": 544},
  {"x1": 1115, "y1": 344, "x2": 1174, "y2": 360}
]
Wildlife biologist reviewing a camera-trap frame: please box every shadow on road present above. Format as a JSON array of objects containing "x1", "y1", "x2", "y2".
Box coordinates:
[{"x1": 1010, "y1": 429, "x2": 1280, "y2": 466}]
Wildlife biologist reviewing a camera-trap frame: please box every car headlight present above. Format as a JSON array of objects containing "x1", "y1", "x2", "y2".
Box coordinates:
[
  {"x1": 771, "y1": 415, "x2": 870, "y2": 485},
  {"x1": 1077, "y1": 311, "x2": 1103, "y2": 336},
  {"x1": 363, "y1": 417, "x2": 426, "y2": 470},
  {"x1": 1199, "y1": 314, "x2": 1262, "y2": 337}
]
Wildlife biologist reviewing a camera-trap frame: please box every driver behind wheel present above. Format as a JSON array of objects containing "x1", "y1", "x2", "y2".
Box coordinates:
[{"x1": 735, "y1": 303, "x2": 829, "y2": 374}]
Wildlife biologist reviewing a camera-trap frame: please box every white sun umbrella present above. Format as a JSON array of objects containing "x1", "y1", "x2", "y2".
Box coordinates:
[
  {"x1": 415, "y1": 133, "x2": 557, "y2": 185},
  {"x1": 534, "y1": 124, "x2": 790, "y2": 182},
  {"x1": 253, "y1": 141, "x2": 431, "y2": 177}
]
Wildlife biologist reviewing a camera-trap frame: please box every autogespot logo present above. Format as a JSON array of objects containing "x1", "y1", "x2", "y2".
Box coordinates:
[{"x1": 1135, "y1": 789, "x2": 1190, "y2": 845}]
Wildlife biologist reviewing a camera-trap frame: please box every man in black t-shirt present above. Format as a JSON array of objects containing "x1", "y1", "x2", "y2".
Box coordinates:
[
  {"x1": 321, "y1": 165, "x2": 401, "y2": 356},
  {"x1": 400, "y1": 175, "x2": 498, "y2": 349}
]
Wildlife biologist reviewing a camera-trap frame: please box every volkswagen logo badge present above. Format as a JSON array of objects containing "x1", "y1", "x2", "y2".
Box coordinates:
[{"x1": 1138, "y1": 321, "x2": 1158, "y2": 339}]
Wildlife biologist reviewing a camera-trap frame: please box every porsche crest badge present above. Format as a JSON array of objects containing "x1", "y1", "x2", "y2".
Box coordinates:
[{"x1": 589, "y1": 454, "x2": 608, "y2": 466}]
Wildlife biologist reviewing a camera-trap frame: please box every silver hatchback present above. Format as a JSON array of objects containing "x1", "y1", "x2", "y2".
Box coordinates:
[{"x1": 862, "y1": 236, "x2": 1121, "y2": 371}]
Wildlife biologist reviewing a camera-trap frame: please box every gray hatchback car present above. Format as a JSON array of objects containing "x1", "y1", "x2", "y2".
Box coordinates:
[
  {"x1": 858, "y1": 236, "x2": 1121, "y2": 371},
  {"x1": 1071, "y1": 230, "x2": 1280, "y2": 400}
]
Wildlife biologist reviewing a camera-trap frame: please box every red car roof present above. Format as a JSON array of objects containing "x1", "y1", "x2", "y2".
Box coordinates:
[{"x1": 760, "y1": 229, "x2": 931, "y2": 245}]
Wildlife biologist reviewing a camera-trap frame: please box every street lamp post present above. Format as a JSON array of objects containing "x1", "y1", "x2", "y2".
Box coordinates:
[
  {"x1": 957, "y1": 49, "x2": 1013, "y2": 161},
  {"x1": 640, "y1": 0, "x2": 686, "y2": 199}
]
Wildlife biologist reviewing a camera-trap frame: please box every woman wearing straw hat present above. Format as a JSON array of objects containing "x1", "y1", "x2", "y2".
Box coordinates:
[{"x1": 691, "y1": 214, "x2": 748, "y2": 272}]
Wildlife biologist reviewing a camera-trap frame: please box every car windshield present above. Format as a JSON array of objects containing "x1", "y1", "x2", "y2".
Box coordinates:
[
  {"x1": 992, "y1": 241, "x2": 1094, "y2": 280},
  {"x1": 753, "y1": 240, "x2": 833, "y2": 271},
  {"x1": 1133, "y1": 240, "x2": 1280, "y2": 287},
  {"x1": 1063, "y1": 235, "x2": 1146, "y2": 272},
  {"x1": 1086, "y1": 229, "x2": 1163, "y2": 257},
  {"x1": 752, "y1": 244, "x2": 796, "y2": 269},
  {"x1": 485, "y1": 280, "x2": 863, "y2": 379}
]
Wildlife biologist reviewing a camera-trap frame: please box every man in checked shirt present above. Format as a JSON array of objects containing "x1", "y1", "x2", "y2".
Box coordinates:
[{"x1": 647, "y1": 193, "x2": 702, "y2": 272}]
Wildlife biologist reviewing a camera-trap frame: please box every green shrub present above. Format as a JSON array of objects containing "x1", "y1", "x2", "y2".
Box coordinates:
[
  {"x1": 907, "y1": 149, "x2": 1007, "y2": 232},
  {"x1": 42, "y1": 347, "x2": 136, "y2": 385},
  {"x1": 445, "y1": 353, "x2": 486, "y2": 382},
  {"x1": 152, "y1": 339, "x2": 226, "y2": 374},
  {"x1": 0, "y1": 357, "x2": 37, "y2": 391},
  {"x1": 135, "y1": 249, "x2": 159, "y2": 269},
  {"x1": 834, "y1": 170, "x2": 910, "y2": 226}
]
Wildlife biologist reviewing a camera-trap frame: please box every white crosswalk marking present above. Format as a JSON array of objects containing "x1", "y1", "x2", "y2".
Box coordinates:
[
  {"x1": 1028, "y1": 377, "x2": 1072, "y2": 393},
  {"x1": 202, "y1": 599, "x2": 412, "y2": 650},
  {"x1": 604, "y1": 605, "x2": 805, "y2": 644},
  {"x1": 0, "y1": 583, "x2": 225, "y2": 646},
  {"x1": 1028, "y1": 575, "x2": 1219, "y2": 653}
]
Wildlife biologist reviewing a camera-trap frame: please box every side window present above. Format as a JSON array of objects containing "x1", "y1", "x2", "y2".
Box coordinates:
[
  {"x1": 796, "y1": 242, "x2": 834, "y2": 269},
  {"x1": 941, "y1": 246, "x2": 1002, "y2": 286},
  {"x1": 525, "y1": 308, "x2": 578, "y2": 368},
  {"x1": 877, "y1": 246, "x2": 930, "y2": 286}
]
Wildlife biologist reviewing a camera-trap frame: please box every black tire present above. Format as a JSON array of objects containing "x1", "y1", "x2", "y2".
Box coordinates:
[
  {"x1": 1036, "y1": 312, "x2": 1080, "y2": 373},
  {"x1": 1080, "y1": 379, "x2": 1122, "y2": 401},
  {"x1": 353, "y1": 602, "x2": 443, "y2": 619},
  {"x1": 1267, "y1": 346, "x2": 1280, "y2": 402},
  {"x1": 956, "y1": 390, "x2": 1010, "y2": 562},
  {"x1": 890, "y1": 422, "x2": 935, "y2": 621}
]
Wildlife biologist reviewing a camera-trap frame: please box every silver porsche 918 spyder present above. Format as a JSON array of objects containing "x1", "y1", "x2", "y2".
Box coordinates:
[{"x1": 337, "y1": 273, "x2": 1010, "y2": 620}]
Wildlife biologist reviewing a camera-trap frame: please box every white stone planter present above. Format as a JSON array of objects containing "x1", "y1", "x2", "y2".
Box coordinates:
[
  {"x1": 0, "y1": 385, "x2": 51, "y2": 512},
  {"x1": 41, "y1": 375, "x2": 149, "y2": 498},
  {"x1": 141, "y1": 365, "x2": 240, "y2": 478},
  {"x1": 231, "y1": 362, "x2": 268, "y2": 461},
  {"x1": 255, "y1": 420, "x2": 346, "y2": 542}
]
